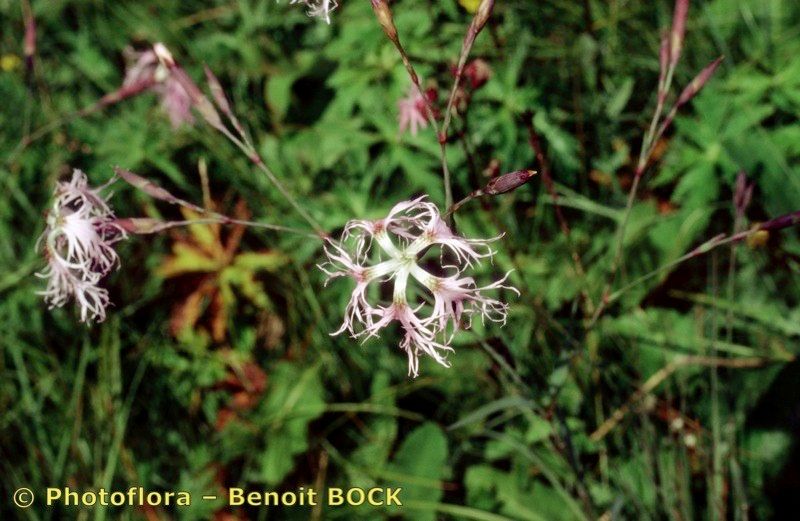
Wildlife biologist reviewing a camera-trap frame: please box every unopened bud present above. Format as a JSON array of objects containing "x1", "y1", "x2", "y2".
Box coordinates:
[
  {"x1": 676, "y1": 56, "x2": 723, "y2": 107},
  {"x1": 657, "y1": 33, "x2": 670, "y2": 104},
  {"x1": 24, "y1": 18, "x2": 36, "y2": 64},
  {"x1": 472, "y1": 0, "x2": 495, "y2": 35},
  {"x1": 483, "y1": 170, "x2": 536, "y2": 195},
  {"x1": 371, "y1": 0, "x2": 398, "y2": 42},
  {"x1": 115, "y1": 167, "x2": 205, "y2": 213},
  {"x1": 669, "y1": 0, "x2": 689, "y2": 66}
]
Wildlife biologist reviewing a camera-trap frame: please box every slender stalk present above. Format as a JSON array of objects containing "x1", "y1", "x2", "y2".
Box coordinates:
[
  {"x1": 369, "y1": 0, "x2": 448, "y2": 214},
  {"x1": 5, "y1": 79, "x2": 155, "y2": 168},
  {"x1": 115, "y1": 215, "x2": 319, "y2": 239},
  {"x1": 156, "y1": 47, "x2": 326, "y2": 236},
  {"x1": 710, "y1": 251, "x2": 725, "y2": 521},
  {"x1": 600, "y1": 208, "x2": 800, "y2": 310},
  {"x1": 233, "y1": 138, "x2": 326, "y2": 237},
  {"x1": 594, "y1": 59, "x2": 677, "y2": 319},
  {"x1": 439, "y1": 0, "x2": 495, "y2": 218}
]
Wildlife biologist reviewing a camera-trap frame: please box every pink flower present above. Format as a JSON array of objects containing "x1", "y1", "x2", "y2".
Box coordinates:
[
  {"x1": 320, "y1": 197, "x2": 515, "y2": 377},
  {"x1": 366, "y1": 303, "x2": 454, "y2": 377},
  {"x1": 398, "y1": 86, "x2": 430, "y2": 136},
  {"x1": 37, "y1": 169, "x2": 126, "y2": 322},
  {"x1": 123, "y1": 46, "x2": 194, "y2": 127}
]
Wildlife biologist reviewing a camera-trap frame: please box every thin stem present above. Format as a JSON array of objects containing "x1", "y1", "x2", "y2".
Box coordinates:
[
  {"x1": 600, "y1": 208, "x2": 800, "y2": 310},
  {"x1": 444, "y1": 191, "x2": 481, "y2": 218},
  {"x1": 133, "y1": 217, "x2": 319, "y2": 239},
  {"x1": 5, "y1": 80, "x2": 155, "y2": 168},
  {"x1": 589, "y1": 60, "x2": 678, "y2": 326},
  {"x1": 710, "y1": 251, "x2": 724, "y2": 520},
  {"x1": 368, "y1": 1, "x2": 447, "y2": 212},
  {"x1": 216, "y1": 121, "x2": 325, "y2": 236}
]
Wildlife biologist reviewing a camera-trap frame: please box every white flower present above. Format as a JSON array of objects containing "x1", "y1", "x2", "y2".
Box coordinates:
[
  {"x1": 288, "y1": 0, "x2": 338, "y2": 23},
  {"x1": 320, "y1": 197, "x2": 516, "y2": 377},
  {"x1": 37, "y1": 169, "x2": 126, "y2": 323}
]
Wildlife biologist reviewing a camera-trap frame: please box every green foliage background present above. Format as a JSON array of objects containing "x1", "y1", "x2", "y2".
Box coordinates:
[{"x1": 2, "y1": 0, "x2": 800, "y2": 519}]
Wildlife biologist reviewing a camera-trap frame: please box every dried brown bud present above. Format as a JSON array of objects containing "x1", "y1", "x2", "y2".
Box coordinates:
[{"x1": 483, "y1": 170, "x2": 537, "y2": 195}]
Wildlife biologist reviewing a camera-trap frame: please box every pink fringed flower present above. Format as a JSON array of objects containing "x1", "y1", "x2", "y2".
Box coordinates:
[
  {"x1": 123, "y1": 46, "x2": 194, "y2": 127},
  {"x1": 320, "y1": 197, "x2": 516, "y2": 377},
  {"x1": 398, "y1": 85, "x2": 430, "y2": 136},
  {"x1": 37, "y1": 169, "x2": 126, "y2": 322}
]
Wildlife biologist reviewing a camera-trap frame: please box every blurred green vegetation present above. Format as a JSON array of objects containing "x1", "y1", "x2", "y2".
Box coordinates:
[{"x1": 2, "y1": 0, "x2": 800, "y2": 519}]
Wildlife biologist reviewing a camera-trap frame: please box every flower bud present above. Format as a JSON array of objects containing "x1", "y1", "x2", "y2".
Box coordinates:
[
  {"x1": 676, "y1": 56, "x2": 723, "y2": 108},
  {"x1": 371, "y1": 0, "x2": 398, "y2": 43},
  {"x1": 483, "y1": 170, "x2": 537, "y2": 195},
  {"x1": 472, "y1": 0, "x2": 495, "y2": 35},
  {"x1": 669, "y1": 0, "x2": 689, "y2": 66}
]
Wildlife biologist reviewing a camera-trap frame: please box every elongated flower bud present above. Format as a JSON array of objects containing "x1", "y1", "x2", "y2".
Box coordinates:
[
  {"x1": 114, "y1": 167, "x2": 206, "y2": 213},
  {"x1": 676, "y1": 56, "x2": 723, "y2": 107},
  {"x1": 152, "y1": 42, "x2": 224, "y2": 131},
  {"x1": 483, "y1": 170, "x2": 537, "y2": 195},
  {"x1": 657, "y1": 33, "x2": 670, "y2": 104},
  {"x1": 371, "y1": 0, "x2": 398, "y2": 43},
  {"x1": 461, "y1": 0, "x2": 495, "y2": 61},
  {"x1": 669, "y1": 0, "x2": 689, "y2": 66},
  {"x1": 23, "y1": 14, "x2": 36, "y2": 73},
  {"x1": 471, "y1": 0, "x2": 495, "y2": 36}
]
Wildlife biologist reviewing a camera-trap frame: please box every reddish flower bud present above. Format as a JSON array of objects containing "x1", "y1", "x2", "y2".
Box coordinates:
[
  {"x1": 669, "y1": 0, "x2": 689, "y2": 66},
  {"x1": 483, "y1": 170, "x2": 537, "y2": 195},
  {"x1": 24, "y1": 16, "x2": 36, "y2": 72},
  {"x1": 676, "y1": 56, "x2": 723, "y2": 107}
]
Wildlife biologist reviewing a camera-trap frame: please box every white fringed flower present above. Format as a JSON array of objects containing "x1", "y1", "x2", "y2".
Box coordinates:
[
  {"x1": 320, "y1": 197, "x2": 516, "y2": 377},
  {"x1": 288, "y1": 0, "x2": 338, "y2": 23},
  {"x1": 37, "y1": 169, "x2": 126, "y2": 323}
]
